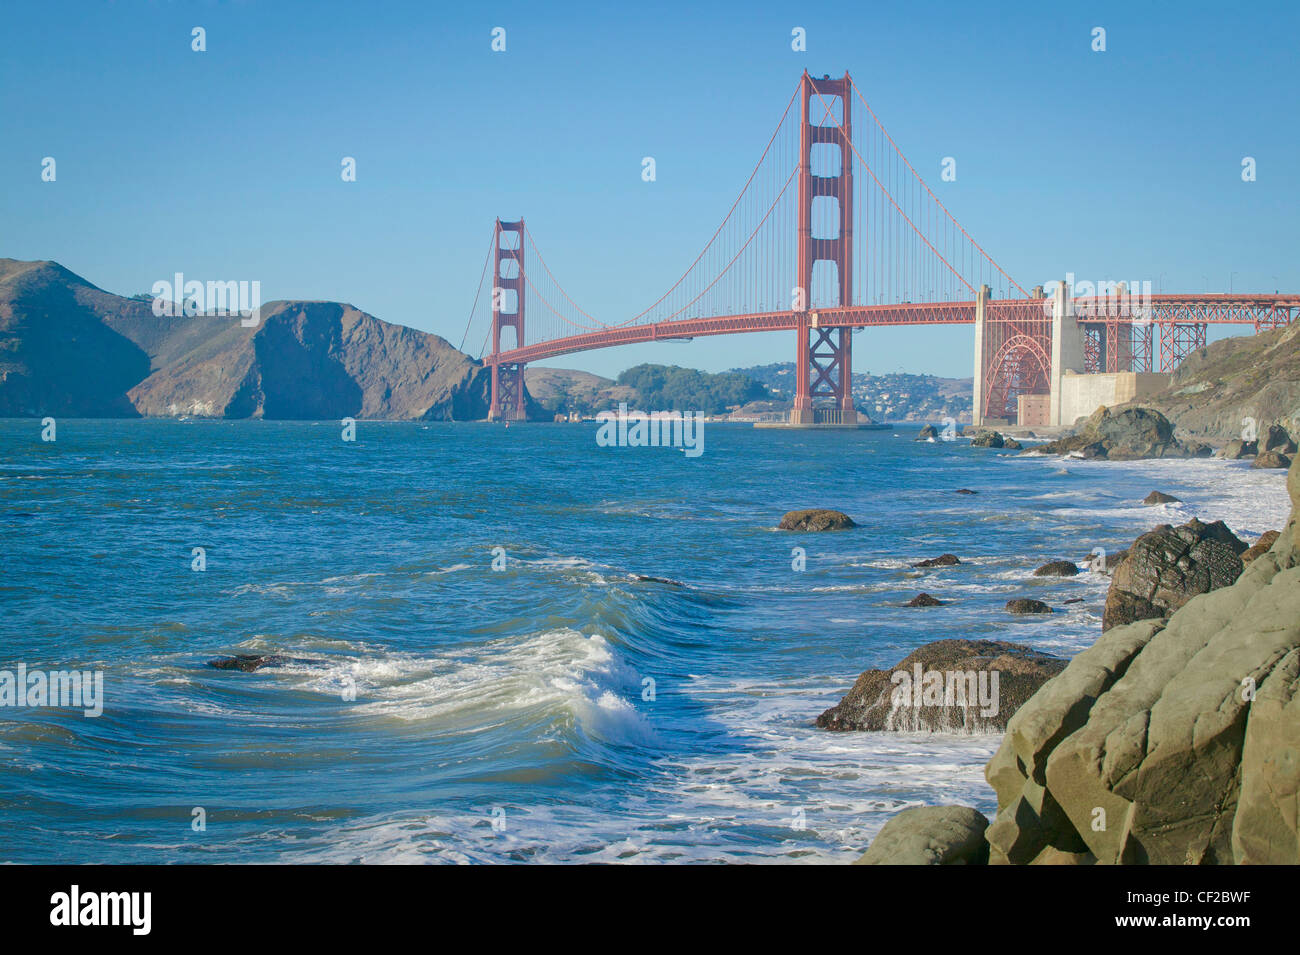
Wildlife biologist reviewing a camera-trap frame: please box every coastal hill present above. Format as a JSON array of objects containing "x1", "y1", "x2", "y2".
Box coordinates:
[
  {"x1": 0, "y1": 259, "x2": 490, "y2": 420},
  {"x1": 1121, "y1": 323, "x2": 1300, "y2": 442},
  {"x1": 524, "y1": 366, "x2": 636, "y2": 417},
  {"x1": 525, "y1": 362, "x2": 769, "y2": 417}
]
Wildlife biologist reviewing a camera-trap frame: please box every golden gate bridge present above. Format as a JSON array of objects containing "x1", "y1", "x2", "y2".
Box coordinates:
[{"x1": 462, "y1": 71, "x2": 1298, "y2": 426}]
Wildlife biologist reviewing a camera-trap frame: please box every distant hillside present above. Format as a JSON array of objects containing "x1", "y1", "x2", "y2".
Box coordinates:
[
  {"x1": 0, "y1": 259, "x2": 492, "y2": 420},
  {"x1": 732, "y1": 361, "x2": 973, "y2": 422},
  {"x1": 1122, "y1": 324, "x2": 1300, "y2": 441},
  {"x1": 525, "y1": 363, "x2": 768, "y2": 416},
  {"x1": 524, "y1": 366, "x2": 636, "y2": 416}
]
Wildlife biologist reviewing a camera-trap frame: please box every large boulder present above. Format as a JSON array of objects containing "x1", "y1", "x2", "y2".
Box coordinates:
[
  {"x1": 777, "y1": 508, "x2": 856, "y2": 531},
  {"x1": 971, "y1": 430, "x2": 1005, "y2": 448},
  {"x1": 982, "y1": 454, "x2": 1300, "y2": 864},
  {"x1": 1243, "y1": 531, "x2": 1281, "y2": 563},
  {"x1": 1253, "y1": 450, "x2": 1293, "y2": 469},
  {"x1": 816, "y1": 639, "x2": 1066, "y2": 733},
  {"x1": 1218, "y1": 438, "x2": 1257, "y2": 459},
  {"x1": 1033, "y1": 560, "x2": 1079, "y2": 577},
  {"x1": 916, "y1": 424, "x2": 938, "y2": 441},
  {"x1": 1032, "y1": 406, "x2": 1197, "y2": 460},
  {"x1": 856, "y1": 806, "x2": 989, "y2": 865},
  {"x1": 1102, "y1": 518, "x2": 1247, "y2": 631},
  {"x1": 1261, "y1": 423, "x2": 1297, "y2": 455}
]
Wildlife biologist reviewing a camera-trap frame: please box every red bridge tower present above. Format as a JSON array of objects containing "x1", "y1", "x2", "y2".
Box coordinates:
[
  {"x1": 791, "y1": 71, "x2": 857, "y2": 426},
  {"x1": 489, "y1": 218, "x2": 527, "y2": 421}
]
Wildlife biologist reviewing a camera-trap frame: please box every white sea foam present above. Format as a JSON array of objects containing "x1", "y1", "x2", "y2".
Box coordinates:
[
  {"x1": 289, "y1": 629, "x2": 654, "y2": 746},
  {"x1": 1017, "y1": 454, "x2": 1289, "y2": 542},
  {"x1": 282, "y1": 674, "x2": 997, "y2": 865}
]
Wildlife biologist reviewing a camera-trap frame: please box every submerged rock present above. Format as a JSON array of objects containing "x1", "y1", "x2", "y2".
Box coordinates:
[
  {"x1": 777, "y1": 509, "x2": 857, "y2": 532},
  {"x1": 1006, "y1": 598, "x2": 1052, "y2": 615},
  {"x1": 1142, "y1": 490, "x2": 1180, "y2": 505},
  {"x1": 1003, "y1": 438, "x2": 1024, "y2": 451},
  {"x1": 816, "y1": 639, "x2": 1065, "y2": 733},
  {"x1": 955, "y1": 488, "x2": 978, "y2": 495},
  {"x1": 1102, "y1": 517, "x2": 1247, "y2": 631},
  {"x1": 1033, "y1": 560, "x2": 1079, "y2": 577},
  {"x1": 206, "y1": 654, "x2": 323, "y2": 672},
  {"x1": 916, "y1": 424, "x2": 938, "y2": 441},
  {"x1": 906, "y1": 592, "x2": 945, "y2": 607},
  {"x1": 629, "y1": 574, "x2": 685, "y2": 586},
  {"x1": 856, "y1": 806, "x2": 989, "y2": 865},
  {"x1": 912, "y1": 553, "x2": 960, "y2": 568}
]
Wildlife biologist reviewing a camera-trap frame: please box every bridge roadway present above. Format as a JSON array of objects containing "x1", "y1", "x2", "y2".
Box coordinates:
[{"x1": 487, "y1": 294, "x2": 1300, "y2": 368}]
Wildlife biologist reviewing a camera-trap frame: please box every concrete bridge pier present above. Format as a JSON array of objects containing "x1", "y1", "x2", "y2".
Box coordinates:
[
  {"x1": 971, "y1": 284, "x2": 991, "y2": 427},
  {"x1": 1049, "y1": 277, "x2": 1084, "y2": 427}
]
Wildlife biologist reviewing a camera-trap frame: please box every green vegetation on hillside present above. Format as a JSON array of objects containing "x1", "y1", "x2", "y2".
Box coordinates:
[{"x1": 615, "y1": 363, "x2": 769, "y2": 415}]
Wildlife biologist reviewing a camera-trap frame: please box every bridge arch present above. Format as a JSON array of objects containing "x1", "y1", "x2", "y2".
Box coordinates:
[{"x1": 983, "y1": 334, "x2": 1050, "y2": 423}]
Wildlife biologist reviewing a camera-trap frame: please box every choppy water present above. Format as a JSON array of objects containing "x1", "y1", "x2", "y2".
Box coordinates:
[{"x1": 0, "y1": 419, "x2": 1288, "y2": 863}]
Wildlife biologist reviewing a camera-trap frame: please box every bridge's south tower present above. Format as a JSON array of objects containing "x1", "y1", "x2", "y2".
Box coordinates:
[{"x1": 791, "y1": 71, "x2": 857, "y2": 426}]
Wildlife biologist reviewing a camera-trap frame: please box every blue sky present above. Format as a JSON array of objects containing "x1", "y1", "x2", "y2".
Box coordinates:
[{"x1": 3, "y1": 0, "x2": 1297, "y2": 379}]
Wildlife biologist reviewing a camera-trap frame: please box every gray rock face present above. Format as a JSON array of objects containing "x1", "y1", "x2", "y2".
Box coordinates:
[
  {"x1": 1032, "y1": 406, "x2": 1198, "y2": 460},
  {"x1": 971, "y1": 430, "x2": 1005, "y2": 448},
  {"x1": 982, "y1": 455, "x2": 1300, "y2": 865},
  {"x1": 1102, "y1": 518, "x2": 1247, "y2": 631},
  {"x1": 1253, "y1": 450, "x2": 1293, "y2": 469},
  {"x1": 1261, "y1": 424, "x2": 1297, "y2": 455},
  {"x1": 856, "y1": 806, "x2": 989, "y2": 865},
  {"x1": 817, "y1": 639, "x2": 1065, "y2": 733},
  {"x1": 1125, "y1": 324, "x2": 1300, "y2": 443},
  {"x1": 1218, "y1": 439, "x2": 1257, "y2": 459},
  {"x1": 777, "y1": 509, "x2": 856, "y2": 532},
  {"x1": 1243, "y1": 531, "x2": 1281, "y2": 563}
]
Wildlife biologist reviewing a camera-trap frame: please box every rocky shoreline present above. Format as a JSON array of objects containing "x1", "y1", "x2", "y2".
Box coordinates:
[{"x1": 827, "y1": 428, "x2": 1300, "y2": 865}]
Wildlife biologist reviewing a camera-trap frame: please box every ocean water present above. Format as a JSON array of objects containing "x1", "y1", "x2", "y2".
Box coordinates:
[{"x1": 0, "y1": 419, "x2": 1289, "y2": 864}]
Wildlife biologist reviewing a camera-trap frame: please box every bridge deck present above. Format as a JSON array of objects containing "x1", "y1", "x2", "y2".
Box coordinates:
[{"x1": 489, "y1": 295, "x2": 1300, "y2": 366}]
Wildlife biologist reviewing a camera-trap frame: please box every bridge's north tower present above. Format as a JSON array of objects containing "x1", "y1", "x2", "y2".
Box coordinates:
[
  {"x1": 489, "y1": 218, "x2": 527, "y2": 421},
  {"x1": 791, "y1": 71, "x2": 857, "y2": 426}
]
